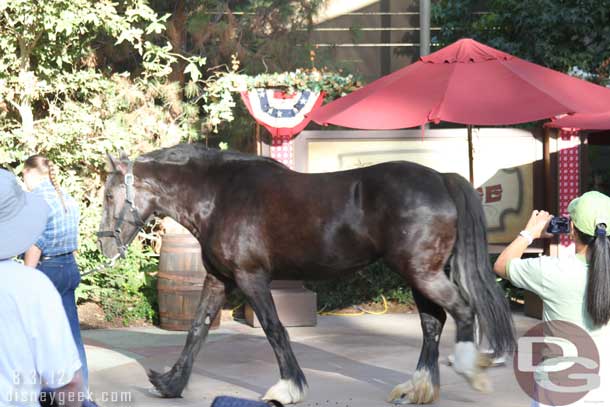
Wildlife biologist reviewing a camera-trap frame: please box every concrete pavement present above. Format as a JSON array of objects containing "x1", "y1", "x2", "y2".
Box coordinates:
[{"x1": 83, "y1": 311, "x2": 538, "y2": 407}]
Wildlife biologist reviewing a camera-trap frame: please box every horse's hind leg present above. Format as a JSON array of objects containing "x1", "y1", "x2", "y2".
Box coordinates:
[
  {"x1": 388, "y1": 288, "x2": 446, "y2": 404},
  {"x1": 409, "y1": 269, "x2": 491, "y2": 395},
  {"x1": 385, "y1": 248, "x2": 491, "y2": 403},
  {"x1": 148, "y1": 272, "x2": 230, "y2": 397},
  {"x1": 235, "y1": 272, "x2": 307, "y2": 405}
]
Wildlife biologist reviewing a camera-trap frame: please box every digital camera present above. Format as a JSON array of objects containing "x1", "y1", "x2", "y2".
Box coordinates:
[{"x1": 546, "y1": 216, "x2": 571, "y2": 234}]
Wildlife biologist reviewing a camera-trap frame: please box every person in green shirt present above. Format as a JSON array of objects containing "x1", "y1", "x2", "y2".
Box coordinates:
[{"x1": 494, "y1": 191, "x2": 610, "y2": 406}]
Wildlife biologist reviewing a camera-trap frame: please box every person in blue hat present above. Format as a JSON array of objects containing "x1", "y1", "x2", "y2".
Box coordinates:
[
  {"x1": 495, "y1": 191, "x2": 610, "y2": 406},
  {"x1": 0, "y1": 169, "x2": 84, "y2": 407}
]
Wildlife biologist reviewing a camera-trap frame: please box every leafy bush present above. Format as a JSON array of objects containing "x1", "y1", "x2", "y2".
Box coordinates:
[
  {"x1": 77, "y1": 240, "x2": 159, "y2": 325},
  {"x1": 305, "y1": 261, "x2": 413, "y2": 311},
  {"x1": 306, "y1": 256, "x2": 520, "y2": 313}
]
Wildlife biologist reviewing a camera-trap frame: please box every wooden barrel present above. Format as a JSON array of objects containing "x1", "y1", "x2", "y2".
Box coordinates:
[{"x1": 157, "y1": 233, "x2": 220, "y2": 331}]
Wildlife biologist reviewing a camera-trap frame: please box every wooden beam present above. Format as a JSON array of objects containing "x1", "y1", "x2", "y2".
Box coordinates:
[
  {"x1": 255, "y1": 123, "x2": 261, "y2": 156},
  {"x1": 468, "y1": 125, "x2": 474, "y2": 184},
  {"x1": 543, "y1": 127, "x2": 552, "y2": 212}
]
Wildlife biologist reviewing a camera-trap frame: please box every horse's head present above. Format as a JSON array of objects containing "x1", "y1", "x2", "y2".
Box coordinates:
[{"x1": 98, "y1": 152, "x2": 156, "y2": 259}]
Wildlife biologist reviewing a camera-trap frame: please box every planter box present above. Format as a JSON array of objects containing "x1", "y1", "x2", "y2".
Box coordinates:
[{"x1": 245, "y1": 280, "x2": 317, "y2": 327}]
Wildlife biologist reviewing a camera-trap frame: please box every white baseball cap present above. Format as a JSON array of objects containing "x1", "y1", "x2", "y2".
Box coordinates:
[{"x1": 0, "y1": 169, "x2": 49, "y2": 259}]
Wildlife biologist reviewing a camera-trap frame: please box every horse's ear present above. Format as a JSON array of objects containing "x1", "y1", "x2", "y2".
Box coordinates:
[
  {"x1": 119, "y1": 150, "x2": 130, "y2": 162},
  {"x1": 106, "y1": 152, "x2": 118, "y2": 172},
  {"x1": 106, "y1": 151, "x2": 128, "y2": 174}
]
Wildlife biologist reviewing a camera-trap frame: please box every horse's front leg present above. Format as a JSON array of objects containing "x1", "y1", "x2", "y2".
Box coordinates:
[
  {"x1": 235, "y1": 272, "x2": 308, "y2": 405},
  {"x1": 148, "y1": 272, "x2": 230, "y2": 397}
]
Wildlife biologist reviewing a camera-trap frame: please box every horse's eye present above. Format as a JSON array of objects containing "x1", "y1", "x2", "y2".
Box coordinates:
[{"x1": 106, "y1": 193, "x2": 113, "y2": 201}]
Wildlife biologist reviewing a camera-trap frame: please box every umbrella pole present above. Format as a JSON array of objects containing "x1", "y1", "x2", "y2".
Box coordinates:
[{"x1": 468, "y1": 125, "x2": 474, "y2": 184}]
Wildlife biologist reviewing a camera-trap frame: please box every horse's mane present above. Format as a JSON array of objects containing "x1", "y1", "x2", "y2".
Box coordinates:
[{"x1": 137, "y1": 143, "x2": 287, "y2": 169}]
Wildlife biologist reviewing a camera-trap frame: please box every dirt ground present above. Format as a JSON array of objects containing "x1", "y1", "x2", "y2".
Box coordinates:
[{"x1": 78, "y1": 302, "x2": 150, "y2": 329}]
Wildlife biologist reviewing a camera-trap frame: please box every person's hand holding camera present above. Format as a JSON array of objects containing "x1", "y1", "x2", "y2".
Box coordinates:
[{"x1": 524, "y1": 210, "x2": 554, "y2": 240}]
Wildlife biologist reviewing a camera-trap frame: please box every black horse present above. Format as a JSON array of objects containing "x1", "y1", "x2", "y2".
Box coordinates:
[{"x1": 98, "y1": 144, "x2": 515, "y2": 405}]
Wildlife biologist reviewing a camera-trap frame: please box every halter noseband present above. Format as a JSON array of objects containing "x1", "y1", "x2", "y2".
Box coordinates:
[{"x1": 97, "y1": 160, "x2": 146, "y2": 258}]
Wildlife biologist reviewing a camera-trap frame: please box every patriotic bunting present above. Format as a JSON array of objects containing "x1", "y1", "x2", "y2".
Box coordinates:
[{"x1": 241, "y1": 89, "x2": 324, "y2": 138}]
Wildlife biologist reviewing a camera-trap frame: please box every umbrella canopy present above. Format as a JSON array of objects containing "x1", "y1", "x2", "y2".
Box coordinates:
[
  {"x1": 546, "y1": 112, "x2": 610, "y2": 130},
  {"x1": 310, "y1": 39, "x2": 610, "y2": 129}
]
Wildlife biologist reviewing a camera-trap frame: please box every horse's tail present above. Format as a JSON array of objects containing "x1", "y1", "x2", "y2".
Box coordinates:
[{"x1": 442, "y1": 172, "x2": 515, "y2": 355}]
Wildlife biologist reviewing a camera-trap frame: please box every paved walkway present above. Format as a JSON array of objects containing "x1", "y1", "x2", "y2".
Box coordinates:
[{"x1": 83, "y1": 312, "x2": 538, "y2": 407}]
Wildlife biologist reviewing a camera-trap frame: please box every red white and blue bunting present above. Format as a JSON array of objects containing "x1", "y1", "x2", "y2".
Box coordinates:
[{"x1": 241, "y1": 89, "x2": 324, "y2": 138}]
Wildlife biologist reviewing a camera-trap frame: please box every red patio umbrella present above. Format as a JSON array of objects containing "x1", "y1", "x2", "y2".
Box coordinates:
[
  {"x1": 546, "y1": 112, "x2": 610, "y2": 130},
  {"x1": 309, "y1": 38, "x2": 610, "y2": 182},
  {"x1": 310, "y1": 38, "x2": 610, "y2": 129}
]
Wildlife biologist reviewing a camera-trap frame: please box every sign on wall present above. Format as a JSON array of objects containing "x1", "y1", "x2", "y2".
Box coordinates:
[{"x1": 474, "y1": 129, "x2": 538, "y2": 243}]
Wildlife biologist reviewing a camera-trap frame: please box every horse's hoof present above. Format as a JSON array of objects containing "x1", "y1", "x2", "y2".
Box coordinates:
[
  {"x1": 147, "y1": 369, "x2": 183, "y2": 398},
  {"x1": 387, "y1": 370, "x2": 437, "y2": 405},
  {"x1": 470, "y1": 371, "x2": 492, "y2": 394},
  {"x1": 449, "y1": 352, "x2": 498, "y2": 369},
  {"x1": 262, "y1": 379, "x2": 307, "y2": 405},
  {"x1": 147, "y1": 387, "x2": 164, "y2": 397},
  {"x1": 477, "y1": 353, "x2": 494, "y2": 369}
]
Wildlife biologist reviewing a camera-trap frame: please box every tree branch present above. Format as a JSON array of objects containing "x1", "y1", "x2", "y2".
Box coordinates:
[
  {"x1": 28, "y1": 29, "x2": 43, "y2": 54},
  {"x1": 18, "y1": 37, "x2": 30, "y2": 71},
  {"x1": 16, "y1": 22, "x2": 43, "y2": 71},
  {"x1": 5, "y1": 97, "x2": 20, "y2": 110}
]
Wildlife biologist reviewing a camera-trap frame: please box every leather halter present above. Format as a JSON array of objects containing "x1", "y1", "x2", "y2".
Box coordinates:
[{"x1": 97, "y1": 160, "x2": 146, "y2": 258}]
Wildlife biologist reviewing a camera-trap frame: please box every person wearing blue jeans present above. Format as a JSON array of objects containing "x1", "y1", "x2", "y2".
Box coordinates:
[
  {"x1": 37, "y1": 254, "x2": 88, "y2": 389},
  {"x1": 22, "y1": 155, "x2": 95, "y2": 407}
]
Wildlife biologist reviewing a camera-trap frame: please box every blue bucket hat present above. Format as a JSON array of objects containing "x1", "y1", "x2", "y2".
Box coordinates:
[{"x1": 0, "y1": 169, "x2": 49, "y2": 259}]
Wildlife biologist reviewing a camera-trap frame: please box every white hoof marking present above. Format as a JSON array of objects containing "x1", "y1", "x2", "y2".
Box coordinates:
[
  {"x1": 262, "y1": 379, "x2": 307, "y2": 405},
  {"x1": 453, "y1": 341, "x2": 478, "y2": 377},
  {"x1": 452, "y1": 341, "x2": 493, "y2": 393}
]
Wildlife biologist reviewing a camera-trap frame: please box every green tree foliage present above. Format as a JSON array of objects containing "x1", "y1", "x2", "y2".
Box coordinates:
[
  {"x1": 0, "y1": 0, "x2": 196, "y2": 149},
  {"x1": 0, "y1": 0, "x2": 203, "y2": 324},
  {"x1": 0, "y1": 0, "x2": 360, "y2": 324},
  {"x1": 94, "y1": 1, "x2": 339, "y2": 149},
  {"x1": 200, "y1": 56, "x2": 361, "y2": 134},
  {"x1": 142, "y1": 0, "x2": 328, "y2": 84},
  {"x1": 432, "y1": 0, "x2": 610, "y2": 83}
]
